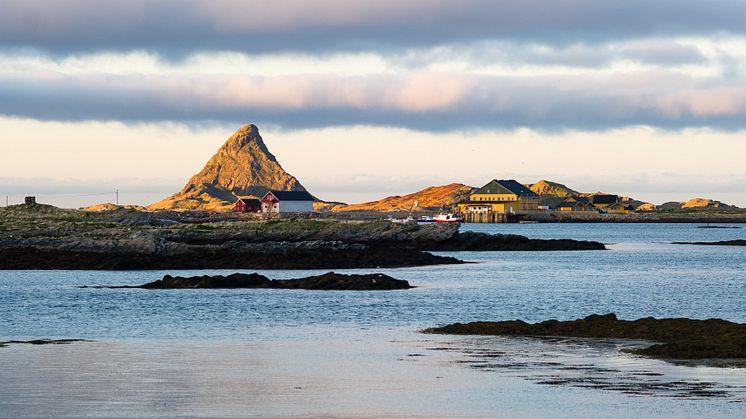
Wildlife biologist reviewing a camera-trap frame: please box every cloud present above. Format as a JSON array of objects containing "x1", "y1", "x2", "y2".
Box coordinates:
[
  {"x1": 3, "y1": 69, "x2": 746, "y2": 130},
  {"x1": 1, "y1": 1, "x2": 745, "y2": 55}
]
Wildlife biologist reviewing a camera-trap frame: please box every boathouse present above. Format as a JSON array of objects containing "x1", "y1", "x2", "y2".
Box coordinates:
[
  {"x1": 456, "y1": 179, "x2": 540, "y2": 222},
  {"x1": 261, "y1": 190, "x2": 314, "y2": 213}
]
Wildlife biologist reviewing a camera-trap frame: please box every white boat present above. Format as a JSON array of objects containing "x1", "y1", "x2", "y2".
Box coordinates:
[
  {"x1": 417, "y1": 215, "x2": 435, "y2": 223},
  {"x1": 387, "y1": 215, "x2": 415, "y2": 223},
  {"x1": 433, "y1": 213, "x2": 463, "y2": 223}
]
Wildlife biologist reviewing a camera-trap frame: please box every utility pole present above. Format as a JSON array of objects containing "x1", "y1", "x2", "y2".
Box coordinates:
[{"x1": 116, "y1": 189, "x2": 119, "y2": 206}]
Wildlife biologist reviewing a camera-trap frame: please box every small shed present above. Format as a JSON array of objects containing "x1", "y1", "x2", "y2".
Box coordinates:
[
  {"x1": 233, "y1": 197, "x2": 262, "y2": 213},
  {"x1": 261, "y1": 190, "x2": 315, "y2": 213}
]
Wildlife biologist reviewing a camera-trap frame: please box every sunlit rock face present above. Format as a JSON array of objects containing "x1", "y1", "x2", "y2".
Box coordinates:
[
  {"x1": 334, "y1": 183, "x2": 475, "y2": 212},
  {"x1": 149, "y1": 124, "x2": 306, "y2": 211}
]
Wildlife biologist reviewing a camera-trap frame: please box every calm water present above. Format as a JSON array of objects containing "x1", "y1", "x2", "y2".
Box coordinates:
[{"x1": 1, "y1": 223, "x2": 745, "y2": 417}]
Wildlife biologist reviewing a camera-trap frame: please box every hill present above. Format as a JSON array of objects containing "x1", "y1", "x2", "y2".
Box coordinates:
[
  {"x1": 660, "y1": 198, "x2": 737, "y2": 210},
  {"x1": 527, "y1": 180, "x2": 579, "y2": 197},
  {"x1": 149, "y1": 124, "x2": 308, "y2": 211},
  {"x1": 528, "y1": 179, "x2": 652, "y2": 210},
  {"x1": 82, "y1": 203, "x2": 147, "y2": 212},
  {"x1": 334, "y1": 183, "x2": 475, "y2": 212}
]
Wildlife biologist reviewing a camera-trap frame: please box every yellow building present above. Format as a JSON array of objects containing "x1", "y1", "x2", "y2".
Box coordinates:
[
  {"x1": 590, "y1": 194, "x2": 634, "y2": 214},
  {"x1": 457, "y1": 179, "x2": 540, "y2": 214},
  {"x1": 555, "y1": 199, "x2": 596, "y2": 213}
]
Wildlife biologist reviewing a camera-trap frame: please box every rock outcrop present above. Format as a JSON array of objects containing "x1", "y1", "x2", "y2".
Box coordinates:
[
  {"x1": 681, "y1": 198, "x2": 735, "y2": 209},
  {"x1": 425, "y1": 313, "x2": 746, "y2": 361},
  {"x1": 424, "y1": 231, "x2": 606, "y2": 251},
  {"x1": 659, "y1": 198, "x2": 737, "y2": 210},
  {"x1": 673, "y1": 239, "x2": 746, "y2": 246},
  {"x1": 149, "y1": 124, "x2": 308, "y2": 211},
  {"x1": 89, "y1": 272, "x2": 413, "y2": 290},
  {"x1": 334, "y1": 183, "x2": 474, "y2": 212}
]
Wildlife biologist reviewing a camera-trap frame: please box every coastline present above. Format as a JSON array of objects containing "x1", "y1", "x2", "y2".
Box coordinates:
[{"x1": 0, "y1": 205, "x2": 605, "y2": 270}]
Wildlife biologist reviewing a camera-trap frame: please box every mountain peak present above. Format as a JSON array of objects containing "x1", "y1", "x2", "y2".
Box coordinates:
[
  {"x1": 236, "y1": 123, "x2": 258, "y2": 135},
  {"x1": 220, "y1": 123, "x2": 277, "y2": 163},
  {"x1": 149, "y1": 124, "x2": 306, "y2": 211}
]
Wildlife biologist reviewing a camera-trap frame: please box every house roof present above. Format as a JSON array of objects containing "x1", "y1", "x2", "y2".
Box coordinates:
[
  {"x1": 236, "y1": 198, "x2": 261, "y2": 205},
  {"x1": 265, "y1": 190, "x2": 315, "y2": 201},
  {"x1": 590, "y1": 194, "x2": 618, "y2": 205},
  {"x1": 556, "y1": 201, "x2": 580, "y2": 208},
  {"x1": 474, "y1": 179, "x2": 538, "y2": 197}
]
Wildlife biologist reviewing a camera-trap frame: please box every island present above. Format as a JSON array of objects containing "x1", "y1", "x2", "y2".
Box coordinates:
[
  {"x1": 84, "y1": 272, "x2": 413, "y2": 290},
  {"x1": 0, "y1": 204, "x2": 605, "y2": 270}
]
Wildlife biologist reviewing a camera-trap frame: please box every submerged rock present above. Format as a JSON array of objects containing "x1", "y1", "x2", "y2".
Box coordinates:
[
  {"x1": 425, "y1": 313, "x2": 746, "y2": 362},
  {"x1": 92, "y1": 272, "x2": 413, "y2": 290}
]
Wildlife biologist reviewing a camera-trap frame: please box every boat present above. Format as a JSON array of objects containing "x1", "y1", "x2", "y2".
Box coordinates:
[
  {"x1": 433, "y1": 213, "x2": 463, "y2": 223},
  {"x1": 386, "y1": 215, "x2": 414, "y2": 223},
  {"x1": 417, "y1": 215, "x2": 435, "y2": 223}
]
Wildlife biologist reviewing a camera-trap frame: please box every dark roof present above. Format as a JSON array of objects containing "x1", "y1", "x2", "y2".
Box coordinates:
[
  {"x1": 236, "y1": 198, "x2": 261, "y2": 205},
  {"x1": 266, "y1": 190, "x2": 315, "y2": 201},
  {"x1": 590, "y1": 194, "x2": 618, "y2": 204},
  {"x1": 474, "y1": 179, "x2": 537, "y2": 197},
  {"x1": 556, "y1": 201, "x2": 580, "y2": 208},
  {"x1": 573, "y1": 196, "x2": 590, "y2": 204}
]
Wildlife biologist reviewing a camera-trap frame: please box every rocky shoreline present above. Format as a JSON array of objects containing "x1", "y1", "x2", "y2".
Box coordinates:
[
  {"x1": 84, "y1": 272, "x2": 413, "y2": 290},
  {"x1": 425, "y1": 313, "x2": 746, "y2": 363},
  {"x1": 0, "y1": 204, "x2": 606, "y2": 270},
  {"x1": 0, "y1": 246, "x2": 458, "y2": 270},
  {"x1": 423, "y1": 231, "x2": 606, "y2": 251}
]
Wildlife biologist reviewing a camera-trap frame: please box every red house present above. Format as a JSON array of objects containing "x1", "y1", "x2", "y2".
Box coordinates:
[
  {"x1": 261, "y1": 190, "x2": 315, "y2": 213},
  {"x1": 233, "y1": 197, "x2": 262, "y2": 213}
]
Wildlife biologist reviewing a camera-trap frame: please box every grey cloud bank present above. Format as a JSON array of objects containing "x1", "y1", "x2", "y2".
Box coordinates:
[
  {"x1": 3, "y1": 71, "x2": 746, "y2": 131},
  {"x1": 1, "y1": 0, "x2": 745, "y2": 55},
  {"x1": 2, "y1": 1, "x2": 746, "y2": 132}
]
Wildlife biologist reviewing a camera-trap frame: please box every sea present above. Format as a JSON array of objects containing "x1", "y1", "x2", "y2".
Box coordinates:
[{"x1": 1, "y1": 223, "x2": 745, "y2": 418}]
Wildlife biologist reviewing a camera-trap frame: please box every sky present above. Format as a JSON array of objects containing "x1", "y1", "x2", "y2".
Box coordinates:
[{"x1": 1, "y1": 0, "x2": 746, "y2": 207}]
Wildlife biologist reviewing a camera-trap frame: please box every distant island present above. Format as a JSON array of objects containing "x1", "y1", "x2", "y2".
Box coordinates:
[{"x1": 29, "y1": 122, "x2": 740, "y2": 223}]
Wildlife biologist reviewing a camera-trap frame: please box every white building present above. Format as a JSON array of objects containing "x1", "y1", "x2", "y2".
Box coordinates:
[{"x1": 261, "y1": 190, "x2": 315, "y2": 213}]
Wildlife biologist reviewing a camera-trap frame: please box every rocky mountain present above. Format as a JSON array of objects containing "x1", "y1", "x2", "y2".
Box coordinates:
[
  {"x1": 334, "y1": 183, "x2": 475, "y2": 212},
  {"x1": 527, "y1": 180, "x2": 579, "y2": 197},
  {"x1": 149, "y1": 124, "x2": 308, "y2": 211}
]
